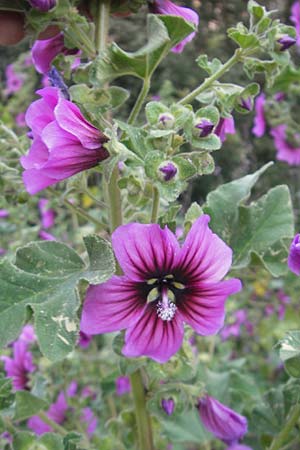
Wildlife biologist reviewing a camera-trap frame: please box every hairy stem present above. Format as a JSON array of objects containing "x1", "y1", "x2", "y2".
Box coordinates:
[
  {"x1": 38, "y1": 411, "x2": 68, "y2": 436},
  {"x1": 269, "y1": 404, "x2": 300, "y2": 450},
  {"x1": 150, "y1": 185, "x2": 160, "y2": 223},
  {"x1": 95, "y1": 0, "x2": 110, "y2": 53},
  {"x1": 130, "y1": 370, "x2": 154, "y2": 450},
  {"x1": 107, "y1": 166, "x2": 123, "y2": 233},
  {"x1": 128, "y1": 78, "x2": 151, "y2": 125}
]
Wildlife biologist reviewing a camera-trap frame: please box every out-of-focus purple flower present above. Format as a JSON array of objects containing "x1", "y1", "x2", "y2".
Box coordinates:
[
  {"x1": 82, "y1": 386, "x2": 97, "y2": 399},
  {"x1": 38, "y1": 198, "x2": 55, "y2": 229},
  {"x1": 81, "y1": 407, "x2": 98, "y2": 436},
  {"x1": 0, "y1": 432, "x2": 12, "y2": 443},
  {"x1": 220, "y1": 309, "x2": 250, "y2": 340},
  {"x1": 214, "y1": 116, "x2": 235, "y2": 142},
  {"x1": 198, "y1": 395, "x2": 248, "y2": 445},
  {"x1": 4, "y1": 64, "x2": 23, "y2": 96},
  {"x1": 149, "y1": 0, "x2": 199, "y2": 53},
  {"x1": 23, "y1": 55, "x2": 33, "y2": 67},
  {"x1": 16, "y1": 113, "x2": 26, "y2": 127},
  {"x1": 0, "y1": 209, "x2": 9, "y2": 218},
  {"x1": 252, "y1": 93, "x2": 266, "y2": 138},
  {"x1": 1, "y1": 340, "x2": 35, "y2": 391},
  {"x1": 41, "y1": 74, "x2": 51, "y2": 87},
  {"x1": 277, "y1": 290, "x2": 290, "y2": 305},
  {"x1": 79, "y1": 331, "x2": 92, "y2": 349},
  {"x1": 270, "y1": 125, "x2": 300, "y2": 165},
  {"x1": 0, "y1": 248, "x2": 7, "y2": 256},
  {"x1": 278, "y1": 304, "x2": 286, "y2": 320},
  {"x1": 21, "y1": 87, "x2": 109, "y2": 194},
  {"x1": 32, "y1": 33, "x2": 77, "y2": 74},
  {"x1": 116, "y1": 376, "x2": 131, "y2": 396},
  {"x1": 240, "y1": 97, "x2": 252, "y2": 111},
  {"x1": 28, "y1": 391, "x2": 68, "y2": 435},
  {"x1": 161, "y1": 398, "x2": 175, "y2": 416},
  {"x1": 81, "y1": 215, "x2": 242, "y2": 363},
  {"x1": 274, "y1": 92, "x2": 285, "y2": 102},
  {"x1": 159, "y1": 162, "x2": 177, "y2": 181},
  {"x1": 277, "y1": 35, "x2": 296, "y2": 51},
  {"x1": 288, "y1": 234, "x2": 300, "y2": 275},
  {"x1": 195, "y1": 119, "x2": 214, "y2": 137},
  {"x1": 19, "y1": 325, "x2": 36, "y2": 343},
  {"x1": 39, "y1": 230, "x2": 56, "y2": 241},
  {"x1": 264, "y1": 304, "x2": 275, "y2": 317},
  {"x1": 291, "y1": 1, "x2": 300, "y2": 46},
  {"x1": 28, "y1": 0, "x2": 56, "y2": 11},
  {"x1": 226, "y1": 445, "x2": 252, "y2": 450}
]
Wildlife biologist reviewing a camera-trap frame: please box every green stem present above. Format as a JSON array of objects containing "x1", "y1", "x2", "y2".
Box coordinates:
[
  {"x1": 150, "y1": 186, "x2": 160, "y2": 223},
  {"x1": 107, "y1": 165, "x2": 123, "y2": 233},
  {"x1": 130, "y1": 370, "x2": 154, "y2": 450},
  {"x1": 128, "y1": 78, "x2": 151, "y2": 125},
  {"x1": 269, "y1": 404, "x2": 300, "y2": 450},
  {"x1": 178, "y1": 49, "x2": 242, "y2": 105},
  {"x1": 95, "y1": 0, "x2": 110, "y2": 53},
  {"x1": 38, "y1": 411, "x2": 68, "y2": 436}
]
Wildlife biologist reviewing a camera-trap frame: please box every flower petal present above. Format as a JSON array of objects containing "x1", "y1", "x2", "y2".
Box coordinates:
[
  {"x1": 22, "y1": 169, "x2": 58, "y2": 194},
  {"x1": 20, "y1": 138, "x2": 49, "y2": 170},
  {"x1": 177, "y1": 215, "x2": 233, "y2": 283},
  {"x1": 80, "y1": 276, "x2": 145, "y2": 334},
  {"x1": 31, "y1": 33, "x2": 65, "y2": 74},
  {"x1": 123, "y1": 303, "x2": 184, "y2": 363},
  {"x1": 178, "y1": 279, "x2": 242, "y2": 335},
  {"x1": 112, "y1": 223, "x2": 180, "y2": 281}
]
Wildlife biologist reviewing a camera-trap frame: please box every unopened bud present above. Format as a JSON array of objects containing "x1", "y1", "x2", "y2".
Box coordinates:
[
  {"x1": 194, "y1": 119, "x2": 214, "y2": 138},
  {"x1": 161, "y1": 398, "x2": 175, "y2": 416},
  {"x1": 277, "y1": 35, "x2": 296, "y2": 51},
  {"x1": 158, "y1": 113, "x2": 175, "y2": 129},
  {"x1": 159, "y1": 162, "x2": 177, "y2": 181},
  {"x1": 28, "y1": 0, "x2": 56, "y2": 11}
]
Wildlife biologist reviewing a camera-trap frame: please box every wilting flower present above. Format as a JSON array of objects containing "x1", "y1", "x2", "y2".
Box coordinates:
[
  {"x1": 291, "y1": 1, "x2": 300, "y2": 46},
  {"x1": 198, "y1": 395, "x2": 248, "y2": 445},
  {"x1": 149, "y1": 0, "x2": 199, "y2": 53},
  {"x1": 1, "y1": 340, "x2": 35, "y2": 391},
  {"x1": 32, "y1": 32, "x2": 77, "y2": 74},
  {"x1": 28, "y1": 0, "x2": 56, "y2": 11},
  {"x1": 214, "y1": 116, "x2": 235, "y2": 142},
  {"x1": 116, "y1": 376, "x2": 131, "y2": 396},
  {"x1": 81, "y1": 215, "x2": 241, "y2": 363},
  {"x1": 21, "y1": 87, "x2": 109, "y2": 194},
  {"x1": 288, "y1": 234, "x2": 300, "y2": 275},
  {"x1": 161, "y1": 398, "x2": 175, "y2": 415},
  {"x1": 159, "y1": 162, "x2": 177, "y2": 181},
  {"x1": 4, "y1": 64, "x2": 23, "y2": 96},
  {"x1": 270, "y1": 125, "x2": 300, "y2": 165},
  {"x1": 252, "y1": 93, "x2": 266, "y2": 138},
  {"x1": 277, "y1": 35, "x2": 296, "y2": 51},
  {"x1": 38, "y1": 198, "x2": 55, "y2": 229}
]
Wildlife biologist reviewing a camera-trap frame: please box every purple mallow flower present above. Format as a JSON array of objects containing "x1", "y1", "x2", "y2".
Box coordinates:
[
  {"x1": 291, "y1": 1, "x2": 300, "y2": 46},
  {"x1": 28, "y1": 0, "x2": 56, "y2": 11},
  {"x1": 38, "y1": 198, "x2": 55, "y2": 229},
  {"x1": 116, "y1": 376, "x2": 131, "y2": 396},
  {"x1": 32, "y1": 32, "x2": 78, "y2": 74},
  {"x1": 162, "y1": 398, "x2": 175, "y2": 415},
  {"x1": 214, "y1": 116, "x2": 235, "y2": 142},
  {"x1": 149, "y1": 0, "x2": 199, "y2": 53},
  {"x1": 81, "y1": 215, "x2": 241, "y2": 363},
  {"x1": 159, "y1": 162, "x2": 177, "y2": 181},
  {"x1": 288, "y1": 234, "x2": 300, "y2": 275},
  {"x1": 1, "y1": 340, "x2": 35, "y2": 391},
  {"x1": 195, "y1": 119, "x2": 214, "y2": 138},
  {"x1": 4, "y1": 64, "x2": 23, "y2": 96},
  {"x1": 277, "y1": 35, "x2": 296, "y2": 51},
  {"x1": 21, "y1": 87, "x2": 109, "y2": 194},
  {"x1": 80, "y1": 407, "x2": 98, "y2": 437},
  {"x1": 270, "y1": 125, "x2": 300, "y2": 165},
  {"x1": 252, "y1": 93, "x2": 266, "y2": 138},
  {"x1": 198, "y1": 395, "x2": 248, "y2": 445}
]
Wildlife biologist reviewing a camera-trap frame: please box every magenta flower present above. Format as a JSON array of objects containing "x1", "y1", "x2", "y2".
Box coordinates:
[
  {"x1": 291, "y1": 1, "x2": 300, "y2": 46},
  {"x1": 21, "y1": 87, "x2": 109, "y2": 194},
  {"x1": 161, "y1": 398, "x2": 175, "y2": 415},
  {"x1": 19, "y1": 324, "x2": 36, "y2": 343},
  {"x1": 116, "y1": 376, "x2": 131, "y2": 396},
  {"x1": 149, "y1": 0, "x2": 199, "y2": 53},
  {"x1": 1, "y1": 340, "x2": 35, "y2": 391},
  {"x1": 226, "y1": 445, "x2": 252, "y2": 450},
  {"x1": 28, "y1": 391, "x2": 69, "y2": 435},
  {"x1": 214, "y1": 116, "x2": 236, "y2": 142},
  {"x1": 5, "y1": 64, "x2": 23, "y2": 96},
  {"x1": 39, "y1": 230, "x2": 56, "y2": 241},
  {"x1": 270, "y1": 125, "x2": 300, "y2": 165},
  {"x1": 78, "y1": 331, "x2": 93, "y2": 349},
  {"x1": 0, "y1": 209, "x2": 9, "y2": 218},
  {"x1": 81, "y1": 215, "x2": 241, "y2": 363},
  {"x1": 198, "y1": 395, "x2": 248, "y2": 445},
  {"x1": 81, "y1": 407, "x2": 98, "y2": 437},
  {"x1": 252, "y1": 93, "x2": 266, "y2": 138},
  {"x1": 28, "y1": 0, "x2": 56, "y2": 11},
  {"x1": 38, "y1": 198, "x2": 55, "y2": 229},
  {"x1": 32, "y1": 32, "x2": 77, "y2": 74},
  {"x1": 288, "y1": 234, "x2": 300, "y2": 275}
]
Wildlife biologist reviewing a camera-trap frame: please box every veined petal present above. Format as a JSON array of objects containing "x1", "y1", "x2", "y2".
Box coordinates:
[
  {"x1": 112, "y1": 223, "x2": 180, "y2": 281},
  {"x1": 31, "y1": 33, "x2": 65, "y2": 74},
  {"x1": 20, "y1": 138, "x2": 49, "y2": 170},
  {"x1": 178, "y1": 279, "x2": 242, "y2": 335},
  {"x1": 25, "y1": 87, "x2": 58, "y2": 135},
  {"x1": 22, "y1": 169, "x2": 58, "y2": 194},
  {"x1": 123, "y1": 303, "x2": 184, "y2": 363},
  {"x1": 176, "y1": 215, "x2": 233, "y2": 283},
  {"x1": 80, "y1": 276, "x2": 145, "y2": 334}
]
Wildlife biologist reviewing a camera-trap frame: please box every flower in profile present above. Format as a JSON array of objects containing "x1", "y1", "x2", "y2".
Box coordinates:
[
  {"x1": 116, "y1": 376, "x2": 131, "y2": 396},
  {"x1": 270, "y1": 125, "x2": 300, "y2": 165},
  {"x1": 291, "y1": 1, "x2": 300, "y2": 46},
  {"x1": 1, "y1": 339, "x2": 35, "y2": 391},
  {"x1": 198, "y1": 395, "x2": 248, "y2": 445},
  {"x1": 161, "y1": 398, "x2": 175, "y2": 415},
  {"x1": 21, "y1": 87, "x2": 109, "y2": 194},
  {"x1": 149, "y1": 0, "x2": 199, "y2": 53},
  {"x1": 288, "y1": 234, "x2": 300, "y2": 275},
  {"x1": 214, "y1": 116, "x2": 235, "y2": 142},
  {"x1": 277, "y1": 35, "x2": 296, "y2": 51},
  {"x1": 28, "y1": 0, "x2": 56, "y2": 11},
  {"x1": 252, "y1": 93, "x2": 266, "y2": 138},
  {"x1": 32, "y1": 32, "x2": 77, "y2": 74},
  {"x1": 81, "y1": 215, "x2": 241, "y2": 363}
]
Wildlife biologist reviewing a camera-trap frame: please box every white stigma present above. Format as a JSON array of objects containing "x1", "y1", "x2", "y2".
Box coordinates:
[{"x1": 157, "y1": 288, "x2": 177, "y2": 321}]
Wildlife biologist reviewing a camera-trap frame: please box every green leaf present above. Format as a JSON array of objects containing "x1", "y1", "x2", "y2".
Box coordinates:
[
  {"x1": 228, "y1": 25, "x2": 260, "y2": 49},
  {"x1": 0, "y1": 378, "x2": 14, "y2": 411},
  {"x1": 0, "y1": 236, "x2": 115, "y2": 360},
  {"x1": 278, "y1": 331, "x2": 300, "y2": 378},
  {"x1": 161, "y1": 409, "x2": 211, "y2": 443},
  {"x1": 14, "y1": 391, "x2": 48, "y2": 421},
  {"x1": 13, "y1": 432, "x2": 64, "y2": 450},
  {"x1": 184, "y1": 202, "x2": 203, "y2": 231},
  {"x1": 196, "y1": 55, "x2": 223, "y2": 75},
  {"x1": 69, "y1": 84, "x2": 129, "y2": 114},
  {"x1": 90, "y1": 14, "x2": 195, "y2": 84}
]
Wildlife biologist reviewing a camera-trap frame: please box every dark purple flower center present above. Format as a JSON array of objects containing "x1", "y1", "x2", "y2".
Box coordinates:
[{"x1": 147, "y1": 275, "x2": 185, "y2": 321}]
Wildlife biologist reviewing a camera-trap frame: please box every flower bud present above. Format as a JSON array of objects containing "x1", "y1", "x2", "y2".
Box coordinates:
[
  {"x1": 240, "y1": 97, "x2": 252, "y2": 111},
  {"x1": 28, "y1": 0, "x2": 56, "y2": 11},
  {"x1": 158, "y1": 113, "x2": 175, "y2": 129},
  {"x1": 194, "y1": 119, "x2": 214, "y2": 138},
  {"x1": 288, "y1": 234, "x2": 300, "y2": 275},
  {"x1": 277, "y1": 35, "x2": 296, "y2": 51},
  {"x1": 161, "y1": 398, "x2": 175, "y2": 416},
  {"x1": 159, "y1": 162, "x2": 177, "y2": 181}
]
